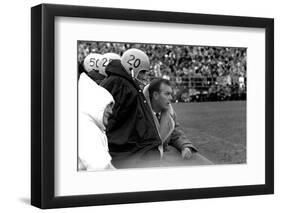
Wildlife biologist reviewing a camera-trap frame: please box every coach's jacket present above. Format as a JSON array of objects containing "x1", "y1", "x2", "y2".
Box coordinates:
[
  {"x1": 143, "y1": 85, "x2": 197, "y2": 158},
  {"x1": 100, "y1": 60, "x2": 162, "y2": 167}
]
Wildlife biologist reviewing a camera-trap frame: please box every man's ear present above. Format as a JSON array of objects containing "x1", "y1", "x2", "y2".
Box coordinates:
[{"x1": 153, "y1": 91, "x2": 159, "y2": 100}]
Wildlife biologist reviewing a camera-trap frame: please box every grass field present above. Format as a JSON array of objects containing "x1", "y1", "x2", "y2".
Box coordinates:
[{"x1": 172, "y1": 101, "x2": 246, "y2": 164}]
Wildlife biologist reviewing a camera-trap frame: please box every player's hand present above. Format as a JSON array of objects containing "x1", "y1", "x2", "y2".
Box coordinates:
[{"x1": 181, "y1": 147, "x2": 192, "y2": 160}]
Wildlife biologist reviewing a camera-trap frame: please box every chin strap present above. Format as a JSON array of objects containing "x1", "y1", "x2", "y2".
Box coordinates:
[{"x1": 130, "y1": 68, "x2": 134, "y2": 78}]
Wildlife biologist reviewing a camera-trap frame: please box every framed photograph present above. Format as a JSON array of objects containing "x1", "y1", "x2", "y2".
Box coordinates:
[{"x1": 31, "y1": 3, "x2": 274, "y2": 209}]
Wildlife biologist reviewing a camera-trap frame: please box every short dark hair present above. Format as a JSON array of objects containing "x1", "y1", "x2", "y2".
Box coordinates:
[{"x1": 148, "y1": 78, "x2": 171, "y2": 100}]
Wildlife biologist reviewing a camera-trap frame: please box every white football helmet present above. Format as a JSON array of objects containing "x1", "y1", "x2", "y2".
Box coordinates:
[
  {"x1": 83, "y1": 53, "x2": 102, "y2": 72},
  {"x1": 121, "y1": 48, "x2": 150, "y2": 79},
  {"x1": 98, "y1": 53, "x2": 121, "y2": 76}
]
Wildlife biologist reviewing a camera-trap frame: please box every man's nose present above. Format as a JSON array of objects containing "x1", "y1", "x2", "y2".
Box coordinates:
[{"x1": 168, "y1": 95, "x2": 173, "y2": 101}]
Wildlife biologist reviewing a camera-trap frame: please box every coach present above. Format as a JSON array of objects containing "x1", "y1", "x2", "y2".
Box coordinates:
[{"x1": 143, "y1": 78, "x2": 213, "y2": 166}]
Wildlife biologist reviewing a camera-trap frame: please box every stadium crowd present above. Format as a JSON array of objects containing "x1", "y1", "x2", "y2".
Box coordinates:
[{"x1": 78, "y1": 41, "x2": 247, "y2": 102}]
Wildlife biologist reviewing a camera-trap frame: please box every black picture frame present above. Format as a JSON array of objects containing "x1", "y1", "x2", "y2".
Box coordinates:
[{"x1": 31, "y1": 3, "x2": 274, "y2": 209}]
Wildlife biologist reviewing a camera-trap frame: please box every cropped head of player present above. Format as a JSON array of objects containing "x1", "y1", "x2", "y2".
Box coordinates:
[
  {"x1": 121, "y1": 48, "x2": 150, "y2": 85},
  {"x1": 98, "y1": 53, "x2": 121, "y2": 76},
  {"x1": 83, "y1": 53, "x2": 102, "y2": 73}
]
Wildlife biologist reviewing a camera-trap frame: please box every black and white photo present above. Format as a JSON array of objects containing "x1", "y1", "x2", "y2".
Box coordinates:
[
  {"x1": 77, "y1": 41, "x2": 247, "y2": 170},
  {"x1": 31, "y1": 4, "x2": 273, "y2": 208}
]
